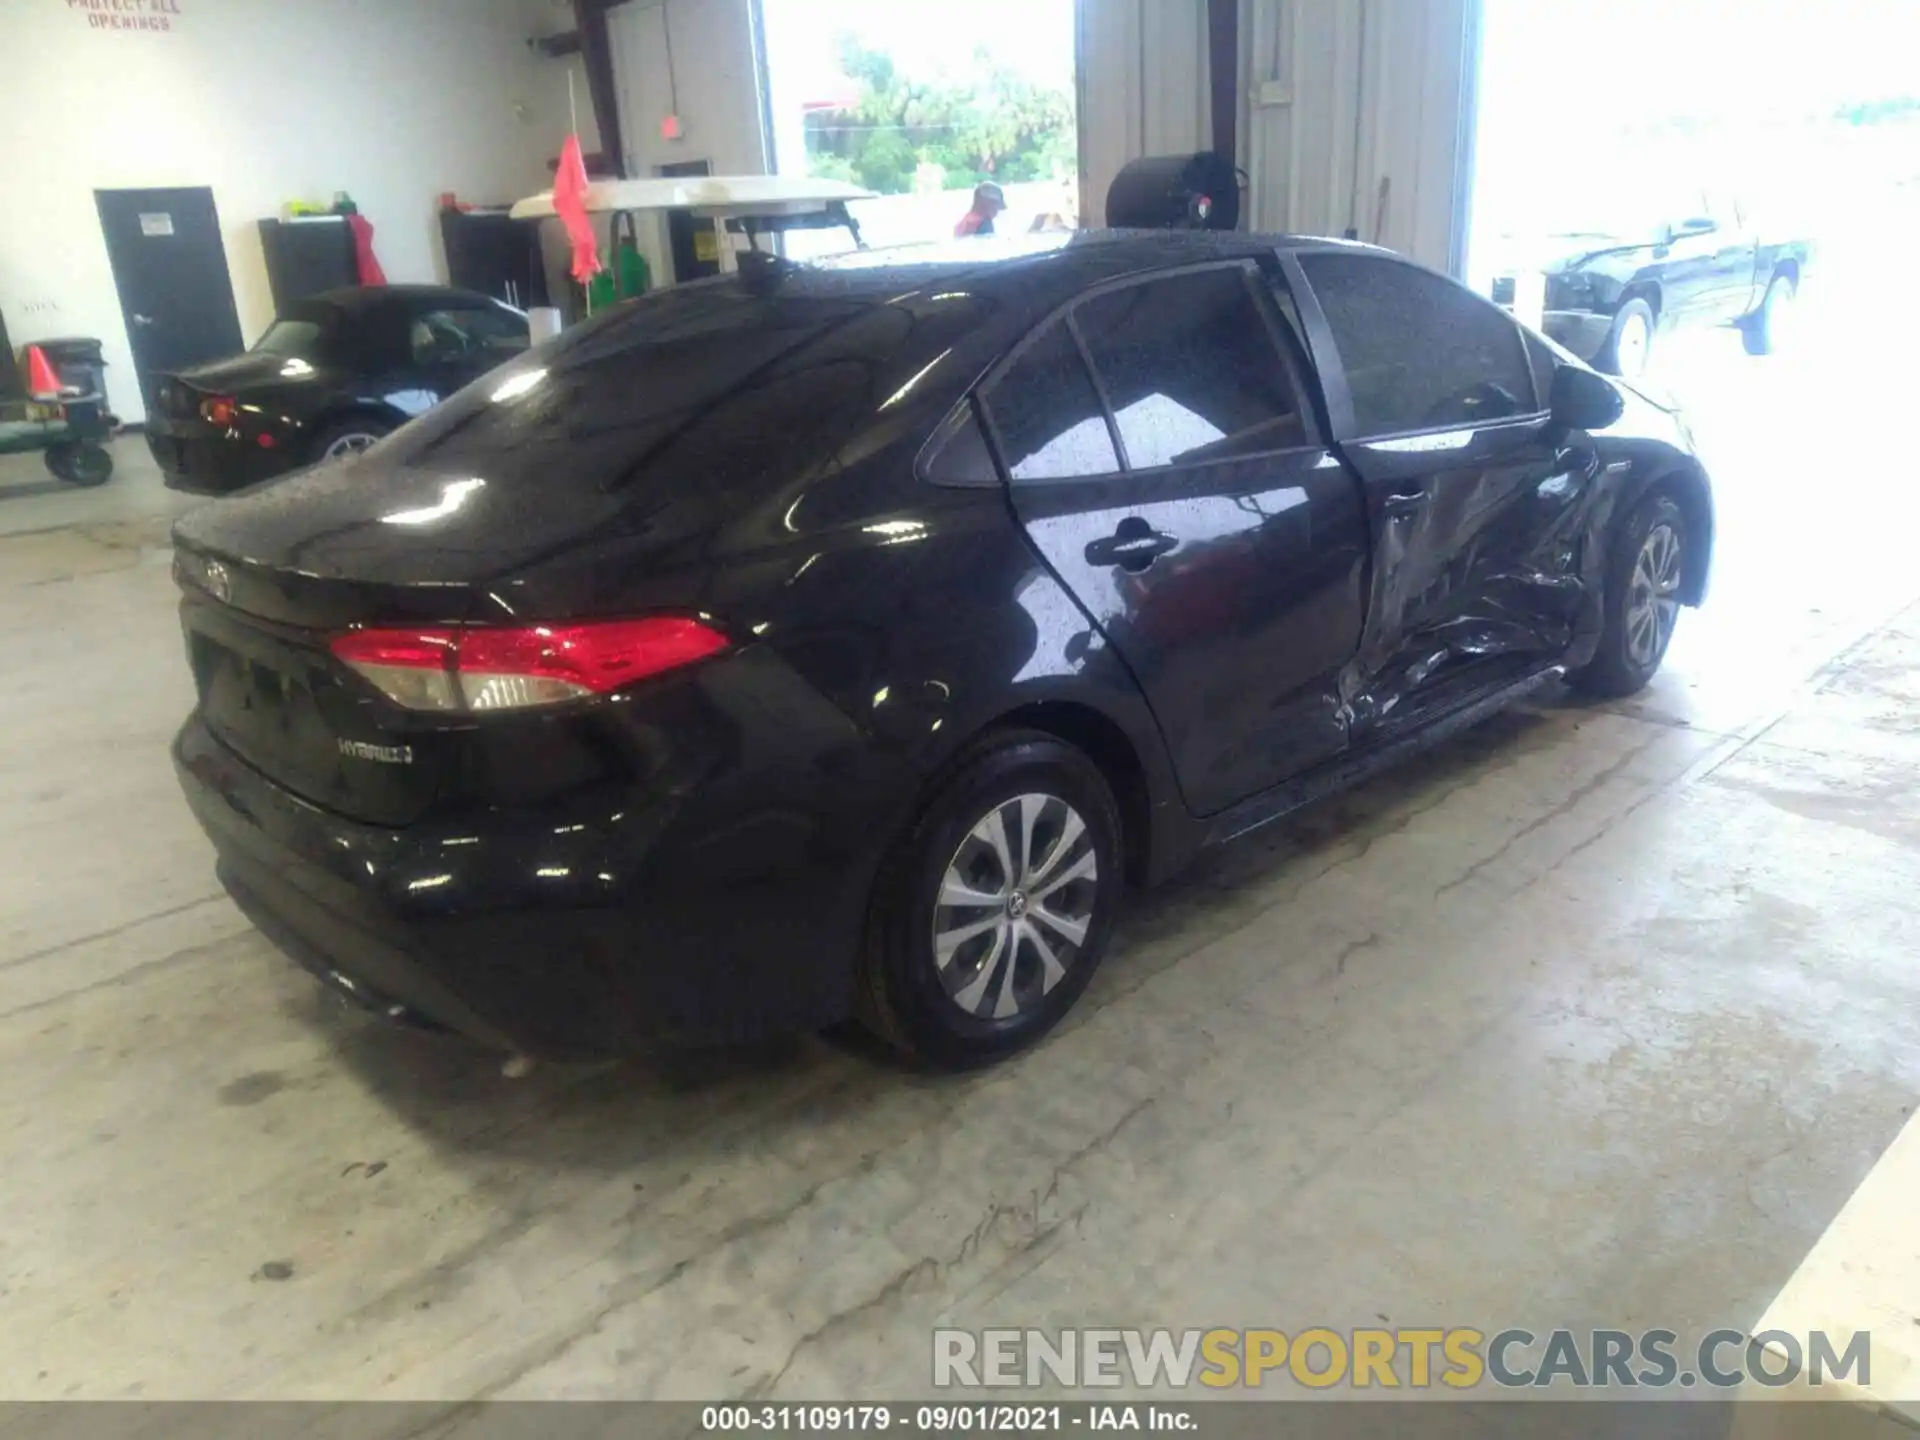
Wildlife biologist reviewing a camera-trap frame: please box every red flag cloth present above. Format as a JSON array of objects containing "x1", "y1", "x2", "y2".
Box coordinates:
[
  {"x1": 553, "y1": 134, "x2": 602, "y2": 284},
  {"x1": 345, "y1": 212, "x2": 386, "y2": 286},
  {"x1": 25, "y1": 345, "x2": 62, "y2": 398}
]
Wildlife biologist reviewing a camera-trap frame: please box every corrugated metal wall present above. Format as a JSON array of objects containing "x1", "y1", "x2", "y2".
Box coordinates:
[
  {"x1": 1081, "y1": 0, "x2": 1482, "y2": 274},
  {"x1": 1077, "y1": 0, "x2": 1214, "y2": 226}
]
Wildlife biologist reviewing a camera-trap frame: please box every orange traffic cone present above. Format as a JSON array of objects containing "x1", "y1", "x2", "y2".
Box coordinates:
[{"x1": 25, "y1": 345, "x2": 62, "y2": 399}]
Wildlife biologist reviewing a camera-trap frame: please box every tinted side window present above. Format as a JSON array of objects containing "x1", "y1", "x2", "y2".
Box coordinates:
[
  {"x1": 1074, "y1": 268, "x2": 1308, "y2": 469},
  {"x1": 1299, "y1": 253, "x2": 1535, "y2": 434},
  {"x1": 983, "y1": 320, "x2": 1119, "y2": 481},
  {"x1": 408, "y1": 306, "x2": 530, "y2": 365},
  {"x1": 921, "y1": 402, "x2": 998, "y2": 487}
]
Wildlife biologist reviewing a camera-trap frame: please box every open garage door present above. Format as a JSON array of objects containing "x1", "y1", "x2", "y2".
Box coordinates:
[
  {"x1": 1468, "y1": 0, "x2": 1920, "y2": 732},
  {"x1": 757, "y1": 0, "x2": 1080, "y2": 257}
]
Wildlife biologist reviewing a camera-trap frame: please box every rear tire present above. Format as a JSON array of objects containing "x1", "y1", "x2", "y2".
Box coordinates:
[
  {"x1": 1569, "y1": 492, "x2": 1688, "y2": 699},
  {"x1": 1596, "y1": 297, "x2": 1656, "y2": 378},
  {"x1": 1742, "y1": 272, "x2": 1796, "y2": 356},
  {"x1": 856, "y1": 730, "x2": 1123, "y2": 1069},
  {"x1": 310, "y1": 416, "x2": 391, "y2": 464},
  {"x1": 44, "y1": 442, "x2": 113, "y2": 487}
]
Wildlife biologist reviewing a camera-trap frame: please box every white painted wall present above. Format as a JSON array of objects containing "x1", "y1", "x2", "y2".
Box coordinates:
[
  {"x1": 1078, "y1": 0, "x2": 1481, "y2": 274},
  {"x1": 606, "y1": 0, "x2": 770, "y2": 282},
  {"x1": 0, "y1": 0, "x2": 578, "y2": 423}
]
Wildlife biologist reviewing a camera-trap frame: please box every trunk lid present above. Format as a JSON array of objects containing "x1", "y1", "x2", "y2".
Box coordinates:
[
  {"x1": 177, "y1": 583, "x2": 447, "y2": 827},
  {"x1": 152, "y1": 353, "x2": 295, "y2": 429},
  {"x1": 170, "y1": 452, "x2": 602, "y2": 828},
  {"x1": 169, "y1": 269, "x2": 984, "y2": 825},
  {"x1": 169, "y1": 448, "x2": 695, "y2": 828}
]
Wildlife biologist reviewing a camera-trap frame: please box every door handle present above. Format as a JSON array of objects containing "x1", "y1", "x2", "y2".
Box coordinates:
[
  {"x1": 1383, "y1": 488, "x2": 1430, "y2": 517},
  {"x1": 1085, "y1": 518, "x2": 1177, "y2": 573},
  {"x1": 132, "y1": 314, "x2": 155, "y2": 327}
]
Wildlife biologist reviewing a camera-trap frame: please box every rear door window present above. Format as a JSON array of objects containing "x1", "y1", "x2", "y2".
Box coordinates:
[
  {"x1": 980, "y1": 320, "x2": 1119, "y2": 481},
  {"x1": 1073, "y1": 266, "x2": 1310, "y2": 469},
  {"x1": 1299, "y1": 252, "x2": 1536, "y2": 435}
]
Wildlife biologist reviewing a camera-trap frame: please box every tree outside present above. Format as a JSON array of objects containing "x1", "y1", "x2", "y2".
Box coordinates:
[{"x1": 802, "y1": 36, "x2": 1075, "y2": 197}]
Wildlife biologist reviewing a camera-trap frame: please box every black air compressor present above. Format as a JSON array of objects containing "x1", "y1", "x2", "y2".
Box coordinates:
[{"x1": 1104, "y1": 152, "x2": 1241, "y2": 231}]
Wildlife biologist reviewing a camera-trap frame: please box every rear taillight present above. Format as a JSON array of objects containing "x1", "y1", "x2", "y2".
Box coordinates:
[
  {"x1": 200, "y1": 395, "x2": 238, "y2": 427},
  {"x1": 329, "y1": 618, "x2": 729, "y2": 712}
]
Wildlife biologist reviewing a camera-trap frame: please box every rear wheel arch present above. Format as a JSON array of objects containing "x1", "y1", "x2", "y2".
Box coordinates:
[
  {"x1": 1622, "y1": 281, "x2": 1662, "y2": 321},
  {"x1": 903, "y1": 697, "x2": 1164, "y2": 892},
  {"x1": 991, "y1": 701, "x2": 1156, "y2": 889}
]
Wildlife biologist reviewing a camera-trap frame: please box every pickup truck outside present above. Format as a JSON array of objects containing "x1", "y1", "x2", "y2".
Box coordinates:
[{"x1": 1487, "y1": 192, "x2": 1813, "y2": 378}]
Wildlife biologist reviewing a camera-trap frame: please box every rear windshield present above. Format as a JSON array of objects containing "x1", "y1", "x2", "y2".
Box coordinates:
[
  {"x1": 252, "y1": 318, "x2": 327, "y2": 357},
  {"x1": 384, "y1": 278, "x2": 985, "y2": 505}
]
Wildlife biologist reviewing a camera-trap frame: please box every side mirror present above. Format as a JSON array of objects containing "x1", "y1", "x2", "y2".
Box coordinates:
[{"x1": 1549, "y1": 363, "x2": 1625, "y2": 432}]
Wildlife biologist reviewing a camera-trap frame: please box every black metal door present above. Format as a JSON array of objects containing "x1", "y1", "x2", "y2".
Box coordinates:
[{"x1": 95, "y1": 187, "x2": 244, "y2": 409}]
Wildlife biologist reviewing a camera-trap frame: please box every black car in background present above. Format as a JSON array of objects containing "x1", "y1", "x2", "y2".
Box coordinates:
[
  {"x1": 169, "y1": 233, "x2": 1714, "y2": 1069},
  {"x1": 1490, "y1": 196, "x2": 1812, "y2": 377},
  {"x1": 146, "y1": 285, "x2": 528, "y2": 492}
]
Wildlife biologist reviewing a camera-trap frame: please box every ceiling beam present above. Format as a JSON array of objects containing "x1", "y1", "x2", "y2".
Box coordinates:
[
  {"x1": 1207, "y1": 0, "x2": 1240, "y2": 163},
  {"x1": 572, "y1": 0, "x2": 627, "y2": 177}
]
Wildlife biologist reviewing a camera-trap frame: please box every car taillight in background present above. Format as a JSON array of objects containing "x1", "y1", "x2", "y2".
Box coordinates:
[
  {"x1": 200, "y1": 395, "x2": 239, "y2": 427},
  {"x1": 328, "y1": 618, "x2": 730, "y2": 712}
]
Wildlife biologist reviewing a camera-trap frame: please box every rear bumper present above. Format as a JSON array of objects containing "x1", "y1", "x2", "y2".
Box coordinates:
[
  {"x1": 147, "y1": 426, "x2": 294, "y2": 494},
  {"x1": 171, "y1": 655, "x2": 902, "y2": 1057}
]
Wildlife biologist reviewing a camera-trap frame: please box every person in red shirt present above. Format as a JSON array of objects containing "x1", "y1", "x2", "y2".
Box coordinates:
[{"x1": 954, "y1": 182, "x2": 1006, "y2": 237}]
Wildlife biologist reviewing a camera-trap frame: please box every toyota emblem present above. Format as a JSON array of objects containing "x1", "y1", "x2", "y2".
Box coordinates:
[{"x1": 203, "y1": 559, "x2": 232, "y2": 604}]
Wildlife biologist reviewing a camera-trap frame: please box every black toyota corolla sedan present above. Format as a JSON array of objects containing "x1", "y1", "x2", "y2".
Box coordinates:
[
  {"x1": 147, "y1": 285, "x2": 529, "y2": 493},
  {"x1": 169, "y1": 231, "x2": 1713, "y2": 1068}
]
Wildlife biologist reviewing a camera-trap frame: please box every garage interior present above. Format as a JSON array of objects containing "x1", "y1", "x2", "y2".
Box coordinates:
[{"x1": 4, "y1": 0, "x2": 1919, "y2": 1416}]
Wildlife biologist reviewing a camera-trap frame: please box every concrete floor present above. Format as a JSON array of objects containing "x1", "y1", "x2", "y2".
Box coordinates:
[{"x1": 5, "y1": 276, "x2": 1920, "y2": 1403}]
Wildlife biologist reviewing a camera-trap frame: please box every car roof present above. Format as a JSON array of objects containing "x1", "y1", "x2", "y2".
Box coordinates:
[
  {"x1": 304, "y1": 283, "x2": 506, "y2": 315},
  {"x1": 773, "y1": 228, "x2": 1388, "y2": 318}
]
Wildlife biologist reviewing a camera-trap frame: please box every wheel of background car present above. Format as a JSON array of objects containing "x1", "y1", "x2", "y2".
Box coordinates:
[
  {"x1": 1569, "y1": 491, "x2": 1687, "y2": 699},
  {"x1": 43, "y1": 442, "x2": 113, "y2": 488},
  {"x1": 1597, "y1": 298, "x2": 1655, "y2": 379},
  {"x1": 1742, "y1": 273, "x2": 1796, "y2": 357},
  {"x1": 856, "y1": 729, "x2": 1123, "y2": 1068},
  {"x1": 312, "y1": 417, "x2": 392, "y2": 464}
]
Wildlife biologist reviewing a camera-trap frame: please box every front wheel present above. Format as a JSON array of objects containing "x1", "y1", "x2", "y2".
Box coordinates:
[
  {"x1": 44, "y1": 442, "x2": 114, "y2": 487},
  {"x1": 1569, "y1": 492, "x2": 1688, "y2": 699},
  {"x1": 1742, "y1": 272, "x2": 1796, "y2": 356},
  {"x1": 1596, "y1": 297, "x2": 1655, "y2": 379},
  {"x1": 857, "y1": 731, "x2": 1124, "y2": 1068}
]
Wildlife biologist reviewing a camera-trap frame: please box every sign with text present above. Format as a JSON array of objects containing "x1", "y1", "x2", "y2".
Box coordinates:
[{"x1": 66, "y1": 0, "x2": 183, "y2": 34}]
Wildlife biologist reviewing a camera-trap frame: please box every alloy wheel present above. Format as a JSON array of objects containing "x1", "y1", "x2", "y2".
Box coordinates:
[
  {"x1": 323, "y1": 432, "x2": 380, "y2": 460},
  {"x1": 1625, "y1": 522, "x2": 1683, "y2": 667},
  {"x1": 931, "y1": 792, "x2": 1099, "y2": 1021},
  {"x1": 1615, "y1": 311, "x2": 1651, "y2": 378},
  {"x1": 1766, "y1": 280, "x2": 1797, "y2": 351}
]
